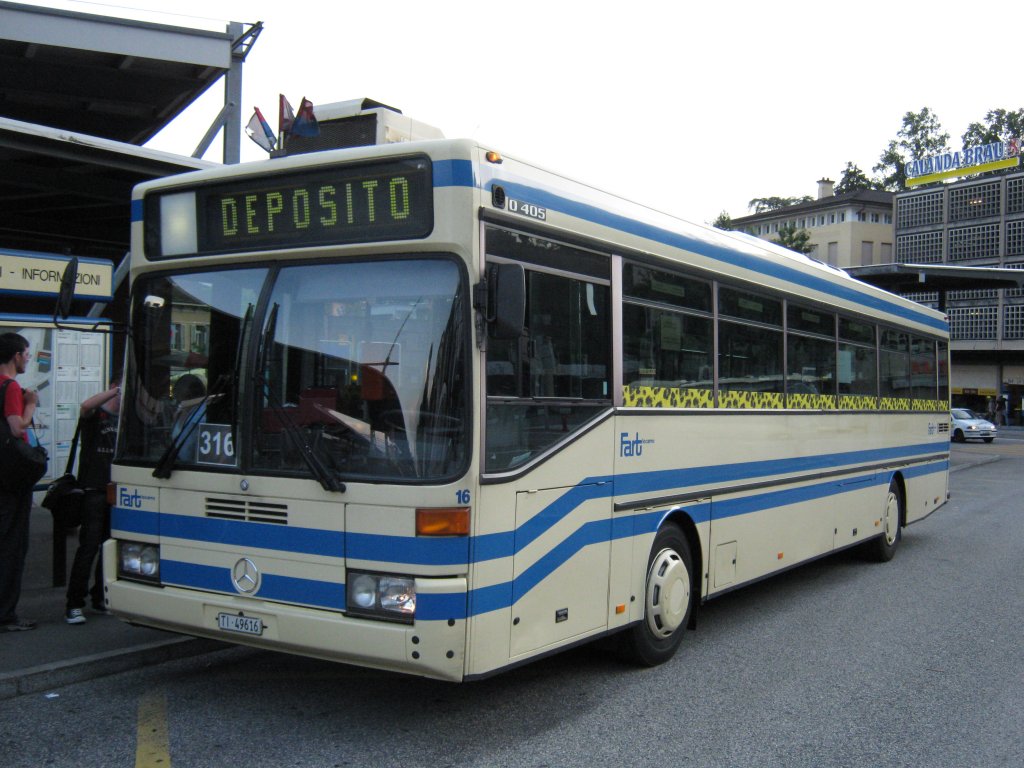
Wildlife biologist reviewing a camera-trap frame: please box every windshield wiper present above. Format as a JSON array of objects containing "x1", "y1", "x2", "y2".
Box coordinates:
[
  {"x1": 230, "y1": 303, "x2": 253, "y2": 428},
  {"x1": 258, "y1": 376, "x2": 345, "y2": 493},
  {"x1": 152, "y1": 373, "x2": 229, "y2": 479},
  {"x1": 257, "y1": 303, "x2": 278, "y2": 377},
  {"x1": 253, "y1": 303, "x2": 344, "y2": 493},
  {"x1": 152, "y1": 304, "x2": 253, "y2": 480}
]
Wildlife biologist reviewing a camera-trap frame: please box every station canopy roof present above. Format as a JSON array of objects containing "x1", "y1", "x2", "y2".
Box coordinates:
[
  {"x1": 0, "y1": 1, "x2": 235, "y2": 261},
  {"x1": 847, "y1": 263, "x2": 1024, "y2": 295}
]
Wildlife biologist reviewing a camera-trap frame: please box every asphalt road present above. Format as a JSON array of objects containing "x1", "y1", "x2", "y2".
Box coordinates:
[{"x1": 1, "y1": 449, "x2": 1021, "y2": 768}]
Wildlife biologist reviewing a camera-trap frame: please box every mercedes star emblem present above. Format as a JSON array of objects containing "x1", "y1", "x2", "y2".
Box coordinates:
[{"x1": 232, "y1": 557, "x2": 261, "y2": 594}]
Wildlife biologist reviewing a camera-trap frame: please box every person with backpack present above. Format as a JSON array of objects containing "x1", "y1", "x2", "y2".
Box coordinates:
[
  {"x1": 0, "y1": 333, "x2": 40, "y2": 632},
  {"x1": 64, "y1": 378, "x2": 121, "y2": 624}
]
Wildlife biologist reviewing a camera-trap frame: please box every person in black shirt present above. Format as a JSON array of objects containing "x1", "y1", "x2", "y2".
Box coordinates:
[{"x1": 64, "y1": 379, "x2": 120, "y2": 625}]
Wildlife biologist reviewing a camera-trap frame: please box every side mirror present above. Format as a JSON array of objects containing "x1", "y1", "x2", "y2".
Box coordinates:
[
  {"x1": 487, "y1": 263, "x2": 525, "y2": 340},
  {"x1": 55, "y1": 257, "x2": 79, "y2": 320}
]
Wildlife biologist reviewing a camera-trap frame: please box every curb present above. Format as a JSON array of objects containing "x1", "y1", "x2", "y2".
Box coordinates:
[
  {"x1": 0, "y1": 636, "x2": 228, "y2": 701},
  {"x1": 950, "y1": 454, "x2": 1003, "y2": 473}
]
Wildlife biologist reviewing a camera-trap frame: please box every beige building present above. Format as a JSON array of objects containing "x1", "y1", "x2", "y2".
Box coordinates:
[{"x1": 730, "y1": 179, "x2": 894, "y2": 269}]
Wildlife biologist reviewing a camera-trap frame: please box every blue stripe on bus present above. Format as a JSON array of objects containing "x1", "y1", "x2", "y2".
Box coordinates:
[
  {"x1": 161, "y1": 559, "x2": 232, "y2": 592},
  {"x1": 434, "y1": 159, "x2": 475, "y2": 188},
  {"x1": 520, "y1": 442, "x2": 942, "y2": 556},
  {"x1": 476, "y1": 174, "x2": 945, "y2": 333},
  {"x1": 467, "y1": 581, "x2": 513, "y2": 617},
  {"x1": 462, "y1": 461, "x2": 947, "y2": 617},
  {"x1": 471, "y1": 530, "x2": 517, "y2": 561},
  {"x1": 112, "y1": 509, "x2": 466, "y2": 564},
  {"x1": 111, "y1": 443, "x2": 945, "y2": 567},
  {"x1": 609, "y1": 441, "x2": 941, "y2": 500},
  {"x1": 112, "y1": 511, "x2": 344, "y2": 557},
  {"x1": 129, "y1": 156, "x2": 942, "y2": 331},
  {"x1": 129, "y1": 156, "x2": 942, "y2": 332},
  {"x1": 163, "y1": 514, "x2": 343, "y2": 556},
  {"x1": 417, "y1": 591, "x2": 470, "y2": 621},
  {"x1": 148, "y1": 458, "x2": 946, "y2": 622},
  {"x1": 346, "y1": 531, "x2": 470, "y2": 565},
  {"x1": 151, "y1": 459, "x2": 948, "y2": 621},
  {"x1": 161, "y1": 559, "x2": 346, "y2": 610},
  {"x1": 711, "y1": 472, "x2": 879, "y2": 519},
  {"x1": 126, "y1": 160, "x2": 477, "y2": 226},
  {"x1": 114, "y1": 453, "x2": 947, "y2": 619},
  {"x1": 160, "y1": 559, "x2": 461, "y2": 618},
  {"x1": 512, "y1": 518, "x2": 610, "y2": 602},
  {"x1": 513, "y1": 481, "x2": 612, "y2": 552},
  {"x1": 112, "y1": 507, "x2": 160, "y2": 535},
  {"x1": 258, "y1": 572, "x2": 346, "y2": 609}
]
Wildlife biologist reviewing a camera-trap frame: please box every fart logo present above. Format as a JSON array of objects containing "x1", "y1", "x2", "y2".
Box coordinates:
[
  {"x1": 620, "y1": 432, "x2": 654, "y2": 457},
  {"x1": 118, "y1": 487, "x2": 157, "y2": 510}
]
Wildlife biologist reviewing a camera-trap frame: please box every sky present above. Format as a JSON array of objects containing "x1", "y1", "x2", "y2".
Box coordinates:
[{"x1": 19, "y1": 0, "x2": 1023, "y2": 224}]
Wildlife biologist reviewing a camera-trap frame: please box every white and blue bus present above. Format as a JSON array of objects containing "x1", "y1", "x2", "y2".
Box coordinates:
[{"x1": 105, "y1": 115, "x2": 949, "y2": 681}]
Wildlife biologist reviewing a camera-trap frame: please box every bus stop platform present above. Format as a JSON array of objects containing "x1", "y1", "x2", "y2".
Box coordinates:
[
  {"x1": 0, "y1": 505, "x2": 225, "y2": 701},
  {"x1": 0, "y1": 435, "x2": 1013, "y2": 699}
]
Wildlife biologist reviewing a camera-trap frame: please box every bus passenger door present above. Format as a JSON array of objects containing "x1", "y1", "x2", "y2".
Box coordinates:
[{"x1": 510, "y1": 478, "x2": 613, "y2": 658}]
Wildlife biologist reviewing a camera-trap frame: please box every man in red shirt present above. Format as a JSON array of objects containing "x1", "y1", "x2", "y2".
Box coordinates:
[{"x1": 1, "y1": 332, "x2": 39, "y2": 631}]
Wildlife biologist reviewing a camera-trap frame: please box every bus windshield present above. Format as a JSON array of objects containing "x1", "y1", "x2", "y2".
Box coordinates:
[{"x1": 119, "y1": 257, "x2": 469, "y2": 483}]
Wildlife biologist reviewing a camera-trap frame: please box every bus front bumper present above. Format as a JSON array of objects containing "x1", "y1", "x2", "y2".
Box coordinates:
[{"x1": 102, "y1": 542, "x2": 468, "y2": 682}]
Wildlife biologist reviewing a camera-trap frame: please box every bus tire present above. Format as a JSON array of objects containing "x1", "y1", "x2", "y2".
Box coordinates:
[
  {"x1": 863, "y1": 480, "x2": 903, "y2": 562},
  {"x1": 622, "y1": 524, "x2": 693, "y2": 667}
]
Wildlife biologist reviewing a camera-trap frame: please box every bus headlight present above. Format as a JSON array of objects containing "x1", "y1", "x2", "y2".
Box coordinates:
[
  {"x1": 118, "y1": 541, "x2": 161, "y2": 582},
  {"x1": 346, "y1": 571, "x2": 415, "y2": 623}
]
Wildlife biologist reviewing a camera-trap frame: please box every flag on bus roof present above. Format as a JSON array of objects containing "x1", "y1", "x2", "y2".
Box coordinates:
[
  {"x1": 291, "y1": 97, "x2": 320, "y2": 137},
  {"x1": 279, "y1": 94, "x2": 295, "y2": 135},
  {"x1": 245, "y1": 107, "x2": 276, "y2": 152}
]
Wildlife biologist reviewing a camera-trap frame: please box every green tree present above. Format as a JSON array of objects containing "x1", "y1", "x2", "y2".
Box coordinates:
[
  {"x1": 957, "y1": 108, "x2": 1024, "y2": 179},
  {"x1": 747, "y1": 195, "x2": 813, "y2": 213},
  {"x1": 775, "y1": 224, "x2": 813, "y2": 255},
  {"x1": 834, "y1": 161, "x2": 878, "y2": 195},
  {"x1": 711, "y1": 210, "x2": 733, "y2": 230},
  {"x1": 962, "y1": 108, "x2": 1024, "y2": 147},
  {"x1": 873, "y1": 107, "x2": 950, "y2": 190}
]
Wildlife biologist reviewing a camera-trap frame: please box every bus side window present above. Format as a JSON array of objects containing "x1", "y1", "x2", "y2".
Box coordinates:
[
  {"x1": 523, "y1": 271, "x2": 609, "y2": 400},
  {"x1": 484, "y1": 267, "x2": 611, "y2": 472},
  {"x1": 486, "y1": 333, "x2": 522, "y2": 398}
]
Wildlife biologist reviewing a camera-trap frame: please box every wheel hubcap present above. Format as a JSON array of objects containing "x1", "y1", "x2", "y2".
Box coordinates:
[
  {"x1": 883, "y1": 491, "x2": 899, "y2": 545},
  {"x1": 646, "y1": 548, "x2": 690, "y2": 638}
]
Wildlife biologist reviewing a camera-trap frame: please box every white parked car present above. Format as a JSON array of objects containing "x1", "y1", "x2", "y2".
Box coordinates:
[{"x1": 950, "y1": 408, "x2": 997, "y2": 443}]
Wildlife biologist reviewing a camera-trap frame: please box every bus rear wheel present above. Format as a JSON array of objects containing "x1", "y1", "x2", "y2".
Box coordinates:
[
  {"x1": 862, "y1": 479, "x2": 903, "y2": 562},
  {"x1": 622, "y1": 523, "x2": 693, "y2": 666}
]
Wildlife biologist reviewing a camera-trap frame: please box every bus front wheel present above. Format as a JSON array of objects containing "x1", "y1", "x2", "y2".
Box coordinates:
[{"x1": 622, "y1": 524, "x2": 693, "y2": 666}]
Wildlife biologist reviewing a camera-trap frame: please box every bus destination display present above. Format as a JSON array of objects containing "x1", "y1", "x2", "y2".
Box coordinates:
[{"x1": 147, "y1": 156, "x2": 433, "y2": 258}]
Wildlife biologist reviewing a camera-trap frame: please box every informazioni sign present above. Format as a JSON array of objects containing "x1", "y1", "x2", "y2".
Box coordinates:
[
  {"x1": 905, "y1": 138, "x2": 1021, "y2": 187},
  {"x1": 0, "y1": 249, "x2": 113, "y2": 300}
]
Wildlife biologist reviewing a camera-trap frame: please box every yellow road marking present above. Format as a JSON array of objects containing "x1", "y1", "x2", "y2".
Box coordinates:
[{"x1": 136, "y1": 690, "x2": 171, "y2": 768}]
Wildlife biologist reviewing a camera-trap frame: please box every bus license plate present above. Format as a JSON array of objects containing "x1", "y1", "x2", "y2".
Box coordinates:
[{"x1": 217, "y1": 612, "x2": 263, "y2": 636}]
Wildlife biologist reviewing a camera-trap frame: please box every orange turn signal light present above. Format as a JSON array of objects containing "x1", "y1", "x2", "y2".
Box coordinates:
[
  {"x1": 485, "y1": 151, "x2": 503, "y2": 164},
  {"x1": 416, "y1": 507, "x2": 470, "y2": 536}
]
